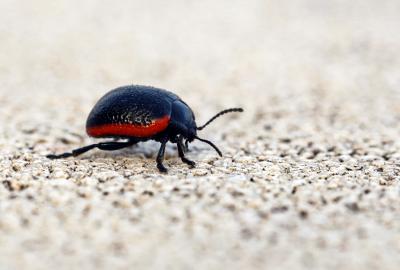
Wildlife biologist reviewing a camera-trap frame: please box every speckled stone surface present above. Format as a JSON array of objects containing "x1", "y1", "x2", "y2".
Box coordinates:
[{"x1": 1, "y1": 1, "x2": 400, "y2": 269}]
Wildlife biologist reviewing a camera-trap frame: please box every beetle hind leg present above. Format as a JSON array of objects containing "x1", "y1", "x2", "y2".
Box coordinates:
[{"x1": 47, "y1": 140, "x2": 137, "y2": 159}]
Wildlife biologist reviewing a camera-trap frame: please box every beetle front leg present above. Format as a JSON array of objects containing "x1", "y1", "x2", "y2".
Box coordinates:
[
  {"x1": 177, "y1": 139, "x2": 195, "y2": 168},
  {"x1": 156, "y1": 138, "x2": 168, "y2": 173}
]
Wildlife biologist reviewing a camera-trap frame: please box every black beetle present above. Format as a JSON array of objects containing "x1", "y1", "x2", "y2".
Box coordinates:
[{"x1": 47, "y1": 85, "x2": 243, "y2": 172}]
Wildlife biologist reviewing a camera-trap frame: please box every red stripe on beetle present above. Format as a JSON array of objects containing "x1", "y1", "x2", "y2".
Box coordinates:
[{"x1": 87, "y1": 115, "x2": 170, "y2": 138}]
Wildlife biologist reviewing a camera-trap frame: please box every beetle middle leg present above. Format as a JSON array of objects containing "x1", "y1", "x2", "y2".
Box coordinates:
[
  {"x1": 177, "y1": 138, "x2": 195, "y2": 168},
  {"x1": 47, "y1": 140, "x2": 137, "y2": 159},
  {"x1": 156, "y1": 137, "x2": 168, "y2": 173}
]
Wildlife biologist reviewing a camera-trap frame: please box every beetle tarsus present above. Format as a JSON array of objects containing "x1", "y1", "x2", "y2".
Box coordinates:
[
  {"x1": 46, "y1": 153, "x2": 73, "y2": 159},
  {"x1": 157, "y1": 163, "x2": 168, "y2": 173},
  {"x1": 183, "y1": 158, "x2": 195, "y2": 168}
]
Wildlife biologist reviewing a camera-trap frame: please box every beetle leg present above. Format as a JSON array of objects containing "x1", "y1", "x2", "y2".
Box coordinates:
[
  {"x1": 47, "y1": 140, "x2": 136, "y2": 159},
  {"x1": 176, "y1": 135, "x2": 189, "y2": 153},
  {"x1": 177, "y1": 139, "x2": 195, "y2": 168},
  {"x1": 156, "y1": 138, "x2": 168, "y2": 173},
  {"x1": 184, "y1": 139, "x2": 189, "y2": 152}
]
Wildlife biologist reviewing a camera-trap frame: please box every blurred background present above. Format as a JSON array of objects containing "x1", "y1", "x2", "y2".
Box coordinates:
[
  {"x1": 1, "y1": 0, "x2": 399, "y2": 134},
  {"x1": 2, "y1": 0, "x2": 399, "y2": 93},
  {"x1": 1, "y1": 1, "x2": 400, "y2": 269}
]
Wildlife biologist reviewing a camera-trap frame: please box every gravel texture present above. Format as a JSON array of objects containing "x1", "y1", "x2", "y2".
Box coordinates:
[{"x1": 1, "y1": 1, "x2": 400, "y2": 269}]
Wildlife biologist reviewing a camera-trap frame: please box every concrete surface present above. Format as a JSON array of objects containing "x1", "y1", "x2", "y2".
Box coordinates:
[{"x1": 1, "y1": 1, "x2": 400, "y2": 269}]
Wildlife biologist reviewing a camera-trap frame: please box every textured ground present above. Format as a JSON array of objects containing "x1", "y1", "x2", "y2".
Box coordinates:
[{"x1": 1, "y1": 1, "x2": 400, "y2": 269}]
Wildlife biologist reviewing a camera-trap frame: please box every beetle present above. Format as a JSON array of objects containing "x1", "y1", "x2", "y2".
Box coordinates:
[{"x1": 47, "y1": 85, "x2": 243, "y2": 172}]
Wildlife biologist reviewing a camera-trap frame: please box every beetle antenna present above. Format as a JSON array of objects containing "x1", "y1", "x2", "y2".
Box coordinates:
[
  {"x1": 197, "y1": 108, "x2": 243, "y2": 130},
  {"x1": 194, "y1": 136, "x2": 222, "y2": 157}
]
